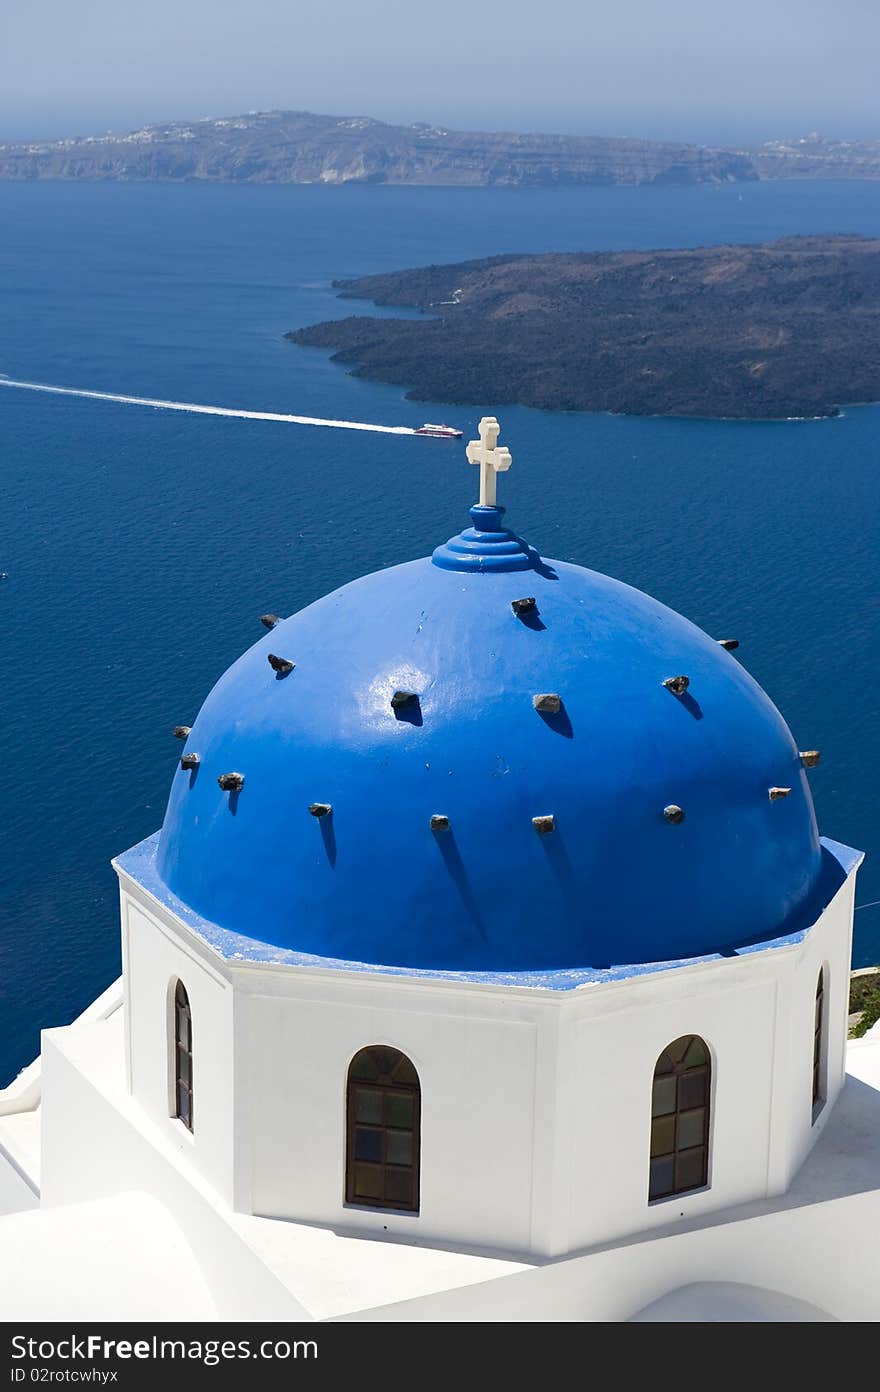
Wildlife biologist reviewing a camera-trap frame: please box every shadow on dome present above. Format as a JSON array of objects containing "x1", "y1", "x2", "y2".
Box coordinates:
[
  {"x1": 317, "y1": 814, "x2": 337, "y2": 868},
  {"x1": 675, "y1": 688, "x2": 703, "y2": 721},
  {"x1": 513, "y1": 603, "x2": 546, "y2": 632},
  {"x1": 432, "y1": 827, "x2": 486, "y2": 939},
  {"x1": 511, "y1": 534, "x2": 558, "y2": 581},
  {"x1": 534, "y1": 701, "x2": 573, "y2": 738}
]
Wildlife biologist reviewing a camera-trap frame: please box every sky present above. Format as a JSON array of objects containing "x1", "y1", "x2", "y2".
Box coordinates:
[{"x1": 1, "y1": 0, "x2": 878, "y2": 146}]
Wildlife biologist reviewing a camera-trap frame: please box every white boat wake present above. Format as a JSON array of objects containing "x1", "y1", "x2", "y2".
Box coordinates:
[{"x1": 0, "y1": 377, "x2": 419, "y2": 436}]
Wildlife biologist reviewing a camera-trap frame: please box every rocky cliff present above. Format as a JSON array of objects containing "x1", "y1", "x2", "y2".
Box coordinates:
[{"x1": 0, "y1": 110, "x2": 758, "y2": 186}]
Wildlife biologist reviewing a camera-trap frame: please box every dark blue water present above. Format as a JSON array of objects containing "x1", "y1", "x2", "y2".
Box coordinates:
[{"x1": 1, "y1": 179, "x2": 879, "y2": 1084}]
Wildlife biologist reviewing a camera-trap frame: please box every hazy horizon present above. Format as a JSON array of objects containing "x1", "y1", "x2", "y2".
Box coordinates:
[{"x1": 1, "y1": 0, "x2": 878, "y2": 148}]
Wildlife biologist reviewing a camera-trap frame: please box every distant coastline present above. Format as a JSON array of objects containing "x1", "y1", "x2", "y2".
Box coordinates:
[
  {"x1": 287, "y1": 235, "x2": 880, "y2": 422},
  {"x1": 3, "y1": 109, "x2": 880, "y2": 186}
]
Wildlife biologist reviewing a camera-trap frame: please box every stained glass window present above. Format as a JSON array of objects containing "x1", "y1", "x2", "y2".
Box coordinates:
[
  {"x1": 813, "y1": 969, "x2": 826, "y2": 1119},
  {"x1": 174, "y1": 980, "x2": 193, "y2": 1132},
  {"x1": 346, "y1": 1046, "x2": 419, "y2": 1212},
  {"x1": 648, "y1": 1035, "x2": 710, "y2": 1201}
]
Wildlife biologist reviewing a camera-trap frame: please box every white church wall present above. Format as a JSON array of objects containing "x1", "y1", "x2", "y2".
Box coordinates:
[
  {"x1": 122, "y1": 888, "x2": 236, "y2": 1206},
  {"x1": 113, "y1": 858, "x2": 858, "y2": 1263},
  {"x1": 235, "y1": 968, "x2": 539, "y2": 1255},
  {"x1": 780, "y1": 876, "x2": 855, "y2": 1185},
  {"x1": 558, "y1": 881, "x2": 856, "y2": 1254},
  {"x1": 562, "y1": 958, "x2": 779, "y2": 1254}
]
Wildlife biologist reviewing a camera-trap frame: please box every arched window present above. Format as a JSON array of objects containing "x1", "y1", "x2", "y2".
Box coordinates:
[
  {"x1": 813, "y1": 968, "x2": 826, "y2": 1119},
  {"x1": 649, "y1": 1035, "x2": 710, "y2": 1201},
  {"x1": 346, "y1": 1046, "x2": 420, "y2": 1212},
  {"x1": 173, "y1": 980, "x2": 193, "y2": 1132}
]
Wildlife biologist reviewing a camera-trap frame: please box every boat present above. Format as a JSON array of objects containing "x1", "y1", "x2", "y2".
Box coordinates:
[{"x1": 414, "y1": 423, "x2": 463, "y2": 438}]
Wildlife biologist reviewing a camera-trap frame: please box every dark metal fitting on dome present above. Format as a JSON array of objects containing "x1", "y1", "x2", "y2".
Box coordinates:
[
  {"x1": 511, "y1": 597, "x2": 537, "y2": 616},
  {"x1": 172, "y1": 725, "x2": 192, "y2": 740},
  {"x1": 768, "y1": 786, "x2": 792, "y2": 800},
  {"x1": 532, "y1": 814, "x2": 555, "y2": 834},
  {"x1": 533, "y1": 693, "x2": 562, "y2": 714},
  {"x1": 180, "y1": 753, "x2": 200, "y2": 770},
  {"x1": 663, "y1": 675, "x2": 690, "y2": 696},
  {"x1": 309, "y1": 802, "x2": 332, "y2": 818},
  {"x1": 799, "y1": 750, "x2": 821, "y2": 768},
  {"x1": 717, "y1": 638, "x2": 740, "y2": 651},
  {"x1": 267, "y1": 653, "x2": 295, "y2": 676},
  {"x1": 391, "y1": 689, "x2": 419, "y2": 709},
  {"x1": 259, "y1": 614, "x2": 280, "y2": 629},
  {"x1": 664, "y1": 804, "x2": 685, "y2": 824},
  {"x1": 430, "y1": 814, "x2": 449, "y2": 831},
  {"x1": 218, "y1": 772, "x2": 244, "y2": 792}
]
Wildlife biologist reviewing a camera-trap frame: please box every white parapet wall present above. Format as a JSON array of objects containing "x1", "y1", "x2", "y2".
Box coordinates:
[{"x1": 0, "y1": 977, "x2": 124, "y2": 1216}]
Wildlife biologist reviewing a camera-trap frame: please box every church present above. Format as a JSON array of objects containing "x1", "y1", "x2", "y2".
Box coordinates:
[{"x1": 0, "y1": 418, "x2": 877, "y2": 1322}]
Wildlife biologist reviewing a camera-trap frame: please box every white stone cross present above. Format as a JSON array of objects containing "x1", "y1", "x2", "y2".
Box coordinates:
[{"x1": 465, "y1": 416, "x2": 512, "y2": 508}]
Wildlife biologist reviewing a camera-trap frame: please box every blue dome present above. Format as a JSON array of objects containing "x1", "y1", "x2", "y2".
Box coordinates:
[{"x1": 156, "y1": 502, "x2": 822, "y2": 972}]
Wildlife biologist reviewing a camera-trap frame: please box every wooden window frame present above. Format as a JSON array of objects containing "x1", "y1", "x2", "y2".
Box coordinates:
[
  {"x1": 345, "y1": 1046, "x2": 420, "y2": 1213},
  {"x1": 649, "y1": 1034, "x2": 711, "y2": 1203},
  {"x1": 173, "y1": 979, "x2": 193, "y2": 1133}
]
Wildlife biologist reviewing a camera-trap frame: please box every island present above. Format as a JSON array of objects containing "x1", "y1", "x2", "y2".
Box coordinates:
[
  {"x1": 3, "y1": 110, "x2": 880, "y2": 187},
  {"x1": 286, "y1": 235, "x2": 880, "y2": 420}
]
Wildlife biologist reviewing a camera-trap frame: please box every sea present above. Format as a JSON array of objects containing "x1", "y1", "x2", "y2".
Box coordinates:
[{"x1": 0, "y1": 178, "x2": 878, "y2": 1084}]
